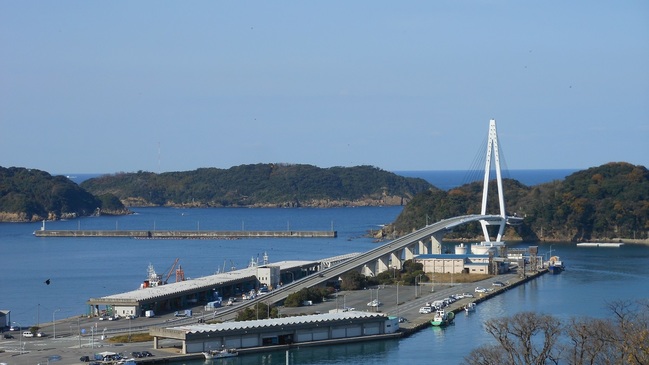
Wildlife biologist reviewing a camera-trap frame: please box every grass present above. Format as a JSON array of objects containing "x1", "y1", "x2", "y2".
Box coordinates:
[
  {"x1": 429, "y1": 273, "x2": 492, "y2": 284},
  {"x1": 108, "y1": 332, "x2": 153, "y2": 343}
]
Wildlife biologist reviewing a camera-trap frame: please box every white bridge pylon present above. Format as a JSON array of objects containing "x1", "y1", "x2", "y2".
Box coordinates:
[{"x1": 479, "y1": 119, "x2": 519, "y2": 242}]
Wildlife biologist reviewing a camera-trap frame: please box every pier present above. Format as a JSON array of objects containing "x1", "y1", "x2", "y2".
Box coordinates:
[{"x1": 33, "y1": 229, "x2": 337, "y2": 239}]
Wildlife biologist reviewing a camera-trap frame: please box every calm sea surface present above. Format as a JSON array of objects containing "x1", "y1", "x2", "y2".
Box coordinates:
[{"x1": 2, "y1": 169, "x2": 646, "y2": 364}]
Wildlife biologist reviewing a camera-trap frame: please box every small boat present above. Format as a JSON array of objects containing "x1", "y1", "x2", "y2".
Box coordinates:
[
  {"x1": 464, "y1": 303, "x2": 476, "y2": 312},
  {"x1": 430, "y1": 309, "x2": 455, "y2": 327},
  {"x1": 547, "y1": 256, "x2": 565, "y2": 274},
  {"x1": 203, "y1": 347, "x2": 238, "y2": 360}
]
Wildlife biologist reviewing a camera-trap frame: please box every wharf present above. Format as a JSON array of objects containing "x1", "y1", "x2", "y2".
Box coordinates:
[
  {"x1": 397, "y1": 269, "x2": 548, "y2": 335},
  {"x1": 33, "y1": 229, "x2": 337, "y2": 239}
]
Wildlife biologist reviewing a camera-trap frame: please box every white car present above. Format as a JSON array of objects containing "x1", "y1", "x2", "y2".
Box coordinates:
[
  {"x1": 22, "y1": 331, "x2": 34, "y2": 338},
  {"x1": 475, "y1": 286, "x2": 488, "y2": 293},
  {"x1": 419, "y1": 306, "x2": 432, "y2": 314},
  {"x1": 367, "y1": 299, "x2": 381, "y2": 307}
]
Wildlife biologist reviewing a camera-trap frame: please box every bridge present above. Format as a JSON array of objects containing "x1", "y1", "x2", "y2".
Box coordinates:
[{"x1": 209, "y1": 119, "x2": 523, "y2": 321}]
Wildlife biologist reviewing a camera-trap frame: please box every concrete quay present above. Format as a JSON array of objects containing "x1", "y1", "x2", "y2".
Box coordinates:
[{"x1": 33, "y1": 229, "x2": 337, "y2": 239}]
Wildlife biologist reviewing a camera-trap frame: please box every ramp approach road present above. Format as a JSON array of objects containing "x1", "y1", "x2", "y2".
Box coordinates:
[{"x1": 205, "y1": 214, "x2": 505, "y2": 322}]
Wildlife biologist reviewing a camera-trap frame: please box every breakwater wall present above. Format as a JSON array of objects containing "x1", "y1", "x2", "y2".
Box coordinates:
[{"x1": 33, "y1": 229, "x2": 337, "y2": 239}]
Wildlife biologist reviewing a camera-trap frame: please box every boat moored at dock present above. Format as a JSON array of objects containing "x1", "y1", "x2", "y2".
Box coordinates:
[
  {"x1": 203, "y1": 347, "x2": 238, "y2": 360},
  {"x1": 547, "y1": 256, "x2": 565, "y2": 274},
  {"x1": 430, "y1": 309, "x2": 455, "y2": 327}
]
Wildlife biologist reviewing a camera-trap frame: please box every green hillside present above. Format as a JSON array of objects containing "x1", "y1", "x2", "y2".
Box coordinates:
[
  {"x1": 389, "y1": 162, "x2": 649, "y2": 242},
  {"x1": 80, "y1": 164, "x2": 434, "y2": 207},
  {"x1": 0, "y1": 166, "x2": 127, "y2": 222}
]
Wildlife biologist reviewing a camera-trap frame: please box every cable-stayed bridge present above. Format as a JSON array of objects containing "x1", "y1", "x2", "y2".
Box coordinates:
[{"x1": 212, "y1": 119, "x2": 523, "y2": 319}]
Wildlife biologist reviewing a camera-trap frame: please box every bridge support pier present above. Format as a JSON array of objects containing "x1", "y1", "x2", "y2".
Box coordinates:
[
  {"x1": 361, "y1": 264, "x2": 375, "y2": 277},
  {"x1": 430, "y1": 232, "x2": 444, "y2": 254},
  {"x1": 377, "y1": 255, "x2": 390, "y2": 274},
  {"x1": 418, "y1": 240, "x2": 431, "y2": 255},
  {"x1": 404, "y1": 245, "x2": 416, "y2": 261}
]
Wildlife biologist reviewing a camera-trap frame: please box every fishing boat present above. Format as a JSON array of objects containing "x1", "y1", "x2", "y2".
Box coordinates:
[
  {"x1": 430, "y1": 309, "x2": 455, "y2": 327},
  {"x1": 202, "y1": 347, "x2": 238, "y2": 360},
  {"x1": 547, "y1": 256, "x2": 565, "y2": 274},
  {"x1": 464, "y1": 303, "x2": 476, "y2": 313}
]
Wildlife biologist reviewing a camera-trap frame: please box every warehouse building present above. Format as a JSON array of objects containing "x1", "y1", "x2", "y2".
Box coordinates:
[{"x1": 149, "y1": 311, "x2": 400, "y2": 354}]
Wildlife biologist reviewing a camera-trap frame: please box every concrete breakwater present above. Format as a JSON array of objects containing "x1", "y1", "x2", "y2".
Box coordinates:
[{"x1": 33, "y1": 229, "x2": 337, "y2": 239}]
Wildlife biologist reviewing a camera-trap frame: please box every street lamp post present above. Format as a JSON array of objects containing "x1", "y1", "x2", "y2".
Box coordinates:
[
  {"x1": 415, "y1": 274, "x2": 423, "y2": 298},
  {"x1": 396, "y1": 281, "x2": 400, "y2": 318},
  {"x1": 53, "y1": 308, "x2": 60, "y2": 339},
  {"x1": 13, "y1": 321, "x2": 22, "y2": 354},
  {"x1": 375, "y1": 288, "x2": 379, "y2": 312}
]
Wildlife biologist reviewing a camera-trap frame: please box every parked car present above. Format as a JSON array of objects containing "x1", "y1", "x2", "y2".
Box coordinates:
[
  {"x1": 419, "y1": 306, "x2": 432, "y2": 314},
  {"x1": 3, "y1": 334, "x2": 14, "y2": 339},
  {"x1": 140, "y1": 351, "x2": 154, "y2": 357},
  {"x1": 475, "y1": 286, "x2": 488, "y2": 293},
  {"x1": 366, "y1": 299, "x2": 381, "y2": 307},
  {"x1": 492, "y1": 281, "x2": 506, "y2": 287}
]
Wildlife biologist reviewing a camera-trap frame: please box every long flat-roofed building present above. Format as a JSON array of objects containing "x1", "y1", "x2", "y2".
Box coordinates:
[
  {"x1": 87, "y1": 260, "x2": 319, "y2": 318},
  {"x1": 149, "y1": 311, "x2": 400, "y2": 354}
]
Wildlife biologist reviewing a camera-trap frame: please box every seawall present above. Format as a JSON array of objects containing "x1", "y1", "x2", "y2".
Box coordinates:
[{"x1": 33, "y1": 229, "x2": 337, "y2": 239}]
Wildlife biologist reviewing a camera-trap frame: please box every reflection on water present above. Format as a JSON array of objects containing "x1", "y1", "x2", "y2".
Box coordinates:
[{"x1": 193, "y1": 340, "x2": 399, "y2": 365}]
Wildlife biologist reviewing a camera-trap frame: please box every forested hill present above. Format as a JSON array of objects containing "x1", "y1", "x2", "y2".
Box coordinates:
[
  {"x1": 0, "y1": 166, "x2": 128, "y2": 222},
  {"x1": 80, "y1": 164, "x2": 434, "y2": 208},
  {"x1": 389, "y1": 162, "x2": 649, "y2": 242}
]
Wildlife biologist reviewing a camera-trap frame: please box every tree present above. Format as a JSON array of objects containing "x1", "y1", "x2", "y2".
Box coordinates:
[
  {"x1": 463, "y1": 300, "x2": 649, "y2": 365},
  {"x1": 463, "y1": 312, "x2": 562, "y2": 365}
]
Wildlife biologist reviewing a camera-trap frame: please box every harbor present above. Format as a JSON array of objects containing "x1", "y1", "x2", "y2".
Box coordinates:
[
  {"x1": 0, "y1": 265, "x2": 545, "y2": 365},
  {"x1": 2, "y1": 206, "x2": 648, "y2": 365}
]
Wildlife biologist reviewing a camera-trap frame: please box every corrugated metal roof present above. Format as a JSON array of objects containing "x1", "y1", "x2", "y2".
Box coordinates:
[
  {"x1": 169, "y1": 311, "x2": 387, "y2": 334},
  {"x1": 94, "y1": 260, "x2": 315, "y2": 302}
]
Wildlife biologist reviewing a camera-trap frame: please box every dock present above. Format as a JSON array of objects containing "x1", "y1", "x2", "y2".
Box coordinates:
[{"x1": 33, "y1": 229, "x2": 337, "y2": 239}]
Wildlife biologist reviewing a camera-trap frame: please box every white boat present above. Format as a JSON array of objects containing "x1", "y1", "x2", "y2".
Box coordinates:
[
  {"x1": 203, "y1": 348, "x2": 238, "y2": 360},
  {"x1": 464, "y1": 303, "x2": 476, "y2": 312}
]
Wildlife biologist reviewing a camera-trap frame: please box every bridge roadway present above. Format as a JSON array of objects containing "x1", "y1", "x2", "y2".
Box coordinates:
[{"x1": 205, "y1": 214, "x2": 505, "y2": 322}]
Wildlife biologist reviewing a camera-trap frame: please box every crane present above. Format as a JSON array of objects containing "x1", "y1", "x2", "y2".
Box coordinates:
[{"x1": 163, "y1": 258, "x2": 180, "y2": 284}]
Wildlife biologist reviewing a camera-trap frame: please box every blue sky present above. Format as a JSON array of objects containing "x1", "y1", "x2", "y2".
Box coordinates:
[{"x1": 1, "y1": 1, "x2": 647, "y2": 174}]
